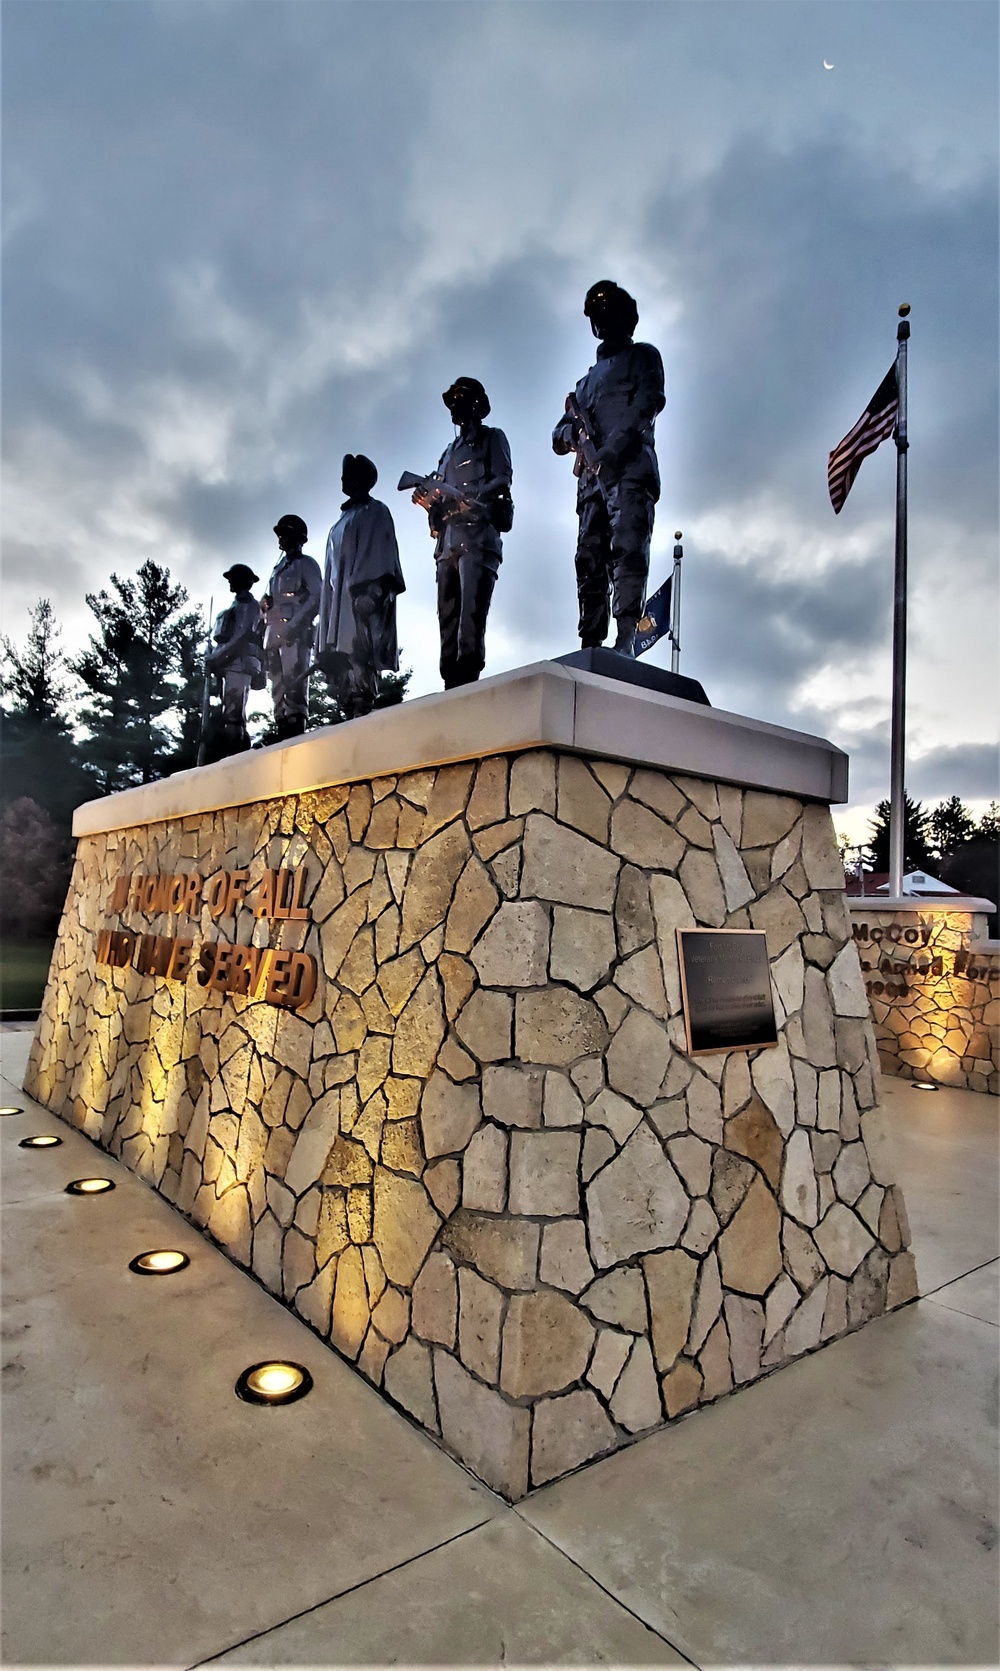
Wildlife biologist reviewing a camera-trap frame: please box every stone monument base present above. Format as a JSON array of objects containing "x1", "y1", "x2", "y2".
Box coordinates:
[
  {"x1": 26, "y1": 661, "x2": 917, "y2": 1499},
  {"x1": 848, "y1": 897, "x2": 998, "y2": 1094}
]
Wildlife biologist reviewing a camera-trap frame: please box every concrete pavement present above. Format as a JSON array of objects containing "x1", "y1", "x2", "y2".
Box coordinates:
[{"x1": 2, "y1": 1024, "x2": 996, "y2": 1667}]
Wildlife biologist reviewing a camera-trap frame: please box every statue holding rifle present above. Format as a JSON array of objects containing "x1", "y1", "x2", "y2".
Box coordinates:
[
  {"x1": 400, "y1": 376, "x2": 512, "y2": 689},
  {"x1": 552, "y1": 281, "x2": 665, "y2": 656},
  {"x1": 201, "y1": 563, "x2": 265, "y2": 758},
  {"x1": 261, "y1": 515, "x2": 322, "y2": 741}
]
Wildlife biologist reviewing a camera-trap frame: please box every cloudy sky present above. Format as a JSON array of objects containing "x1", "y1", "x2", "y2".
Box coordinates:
[{"x1": 3, "y1": 0, "x2": 997, "y2": 839}]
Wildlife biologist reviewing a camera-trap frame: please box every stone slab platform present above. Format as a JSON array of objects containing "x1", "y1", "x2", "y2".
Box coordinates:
[
  {"x1": 71, "y1": 660, "x2": 849, "y2": 837},
  {"x1": 28, "y1": 668, "x2": 911, "y2": 1500}
]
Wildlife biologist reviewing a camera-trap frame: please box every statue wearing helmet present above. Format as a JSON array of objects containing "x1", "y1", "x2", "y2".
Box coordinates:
[
  {"x1": 553, "y1": 282, "x2": 665, "y2": 656},
  {"x1": 410, "y1": 377, "x2": 513, "y2": 689},
  {"x1": 261, "y1": 514, "x2": 322, "y2": 740}
]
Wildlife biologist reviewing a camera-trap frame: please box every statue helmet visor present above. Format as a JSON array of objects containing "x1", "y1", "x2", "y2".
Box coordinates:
[
  {"x1": 273, "y1": 514, "x2": 308, "y2": 543},
  {"x1": 584, "y1": 280, "x2": 638, "y2": 338},
  {"x1": 223, "y1": 564, "x2": 259, "y2": 588},
  {"x1": 442, "y1": 377, "x2": 490, "y2": 419}
]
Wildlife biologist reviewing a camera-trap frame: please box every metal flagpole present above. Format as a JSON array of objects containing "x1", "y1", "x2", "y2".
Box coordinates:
[
  {"x1": 888, "y1": 305, "x2": 910, "y2": 898},
  {"x1": 670, "y1": 530, "x2": 683, "y2": 674},
  {"x1": 196, "y1": 596, "x2": 214, "y2": 769}
]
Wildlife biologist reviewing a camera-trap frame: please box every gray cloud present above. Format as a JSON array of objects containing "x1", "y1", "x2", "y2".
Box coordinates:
[{"x1": 2, "y1": 0, "x2": 996, "y2": 817}]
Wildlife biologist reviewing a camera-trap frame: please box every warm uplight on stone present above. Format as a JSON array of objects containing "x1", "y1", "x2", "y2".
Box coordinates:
[
  {"x1": 25, "y1": 670, "x2": 917, "y2": 1501},
  {"x1": 130, "y1": 1249, "x2": 189, "y2": 1274},
  {"x1": 849, "y1": 901, "x2": 998, "y2": 1094},
  {"x1": 236, "y1": 1360, "x2": 312, "y2": 1404}
]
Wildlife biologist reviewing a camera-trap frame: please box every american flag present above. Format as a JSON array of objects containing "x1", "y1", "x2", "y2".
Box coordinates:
[{"x1": 828, "y1": 363, "x2": 899, "y2": 514}]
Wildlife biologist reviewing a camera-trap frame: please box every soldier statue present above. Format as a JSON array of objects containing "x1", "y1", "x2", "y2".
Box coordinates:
[
  {"x1": 318, "y1": 454, "x2": 406, "y2": 720},
  {"x1": 204, "y1": 563, "x2": 265, "y2": 755},
  {"x1": 403, "y1": 376, "x2": 513, "y2": 689},
  {"x1": 261, "y1": 514, "x2": 322, "y2": 740},
  {"x1": 552, "y1": 281, "x2": 665, "y2": 656}
]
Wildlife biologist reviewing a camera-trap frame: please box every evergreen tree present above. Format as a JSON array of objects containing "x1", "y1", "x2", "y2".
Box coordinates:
[
  {"x1": 70, "y1": 562, "x2": 203, "y2": 791},
  {"x1": 927, "y1": 795, "x2": 976, "y2": 863},
  {"x1": 0, "y1": 599, "x2": 91, "y2": 825},
  {"x1": 866, "y1": 794, "x2": 933, "y2": 873},
  {"x1": 2, "y1": 598, "x2": 70, "y2": 718},
  {"x1": 977, "y1": 801, "x2": 1000, "y2": 840}
]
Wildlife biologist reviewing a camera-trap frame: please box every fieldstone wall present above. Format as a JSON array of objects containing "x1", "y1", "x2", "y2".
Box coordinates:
[
  {"x1": 27, "y1": 749, "x2": 916, "y2": 1499},
  {"x1": 850, "y1": 905, "x2": 999, "y2": 1095}
]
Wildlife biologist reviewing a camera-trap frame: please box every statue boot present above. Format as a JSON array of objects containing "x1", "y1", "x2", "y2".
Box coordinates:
[{"x1": 613, "y1": 615, "x2": 638, "y2": 656}]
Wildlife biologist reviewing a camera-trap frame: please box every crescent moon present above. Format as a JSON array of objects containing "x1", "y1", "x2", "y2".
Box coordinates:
[{"x1": 823, "y1": 59, "x2": 835, "y2": 69}]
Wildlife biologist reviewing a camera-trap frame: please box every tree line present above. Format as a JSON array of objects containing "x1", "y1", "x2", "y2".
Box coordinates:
[
  {"x1": 0, "y1": 562, "x2": 407, "y2": 940},
  {"x1": 1, "y1": 559, "x2": 994, "y2": 941}
]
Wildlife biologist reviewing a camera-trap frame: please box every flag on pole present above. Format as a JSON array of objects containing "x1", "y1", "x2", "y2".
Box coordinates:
[
  {"x1": 634, "y1": 575, "x2": 672, "y2": 658},
  {"x1": 828, "y1": 364, "x2": 899, "y2": 513}
]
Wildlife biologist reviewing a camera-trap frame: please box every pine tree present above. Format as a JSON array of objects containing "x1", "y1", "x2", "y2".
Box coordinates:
[
  {"x1": 866, "y1": 794, "x2": 933, "y2": 873},
  {"x1": 0, "y1": 599, "x2": 90, "y2": 825},
  {"x1": 927, "y1": 795, "x2": 976, "y2": 863},
  {"x1": 70, "y1": 562, "x2": 203, "y2": 791},
  {"x1": 1, "y1": 598, "x2": 70, "y2": 718},
  {"x1": 977, "y1": 801, "x2": 1000, "y2": 840}
]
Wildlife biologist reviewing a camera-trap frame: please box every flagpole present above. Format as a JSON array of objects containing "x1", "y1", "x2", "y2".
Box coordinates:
[
  {"x1": 670, "y1": 531, "x2": 683, "y2": 674},
  {"x1": 888, "y1": 304, "x2": 910, "y2": 898}
]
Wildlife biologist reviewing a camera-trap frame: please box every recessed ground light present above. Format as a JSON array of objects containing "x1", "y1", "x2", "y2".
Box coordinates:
[
  {"x1": 235, "y1": 1361, "x2": 313, "y2": 1406},
  {"x1": 65, "y1": 1177, "x2": 116, "y2": 1195},
  {"x1": 914, "y1": 1080, "x2": 939, "y2": 1091},
  {"x1": 19, "y1": 1134, "x2": 62, "y2": 1148},
  {"x1": 0, "y1": 1105, "x2": 24, "y2": 1116},
  {"x1": 129, "y1": 1249, "x2": 189, "y2": 1275}
]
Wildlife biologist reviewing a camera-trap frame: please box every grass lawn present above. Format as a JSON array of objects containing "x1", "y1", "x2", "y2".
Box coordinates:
[{"x1": 0, "y1": 938, "x2": 55, "y2": 1012}]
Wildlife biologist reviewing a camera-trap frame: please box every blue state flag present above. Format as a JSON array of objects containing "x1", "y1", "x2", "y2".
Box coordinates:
[{"x1": 634, "y1": 576, "x2": 672, "y2": 658}]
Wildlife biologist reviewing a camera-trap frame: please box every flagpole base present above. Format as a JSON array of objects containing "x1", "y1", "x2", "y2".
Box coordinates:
[{"x1": 554, "y1": 647, "x2": 710, "y2": 706}]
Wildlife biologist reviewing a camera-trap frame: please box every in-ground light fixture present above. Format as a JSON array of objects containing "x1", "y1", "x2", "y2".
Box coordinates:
[
  {"x1": 19, "y1": 1134, "x2": 62, "y2": 1148},
  {"x1": 129, "y1": 1249, "x2": 190, "y2": 1275},
  {"x1": 235, "y1": 1361, "x2": 313, "y2": 1406},
  {"x1": 65, "y1": 1177, "x2": 116, "y2": 1195},
  {"x1": 0, "y1": 1105, "x2": 24, "y2": 1116}
]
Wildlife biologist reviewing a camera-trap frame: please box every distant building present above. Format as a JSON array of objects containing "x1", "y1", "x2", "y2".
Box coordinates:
[{"x1": 845, "y1": 870, "x2": 961, "y2": 898}]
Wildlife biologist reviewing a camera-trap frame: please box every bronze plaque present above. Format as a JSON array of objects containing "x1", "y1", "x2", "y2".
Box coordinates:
[{"x1": 676, "y1": 928, "x2": 778, "y2": 1056}]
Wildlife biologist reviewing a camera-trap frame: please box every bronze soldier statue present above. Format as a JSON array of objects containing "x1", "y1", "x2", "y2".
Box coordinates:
[
  {"x1": 553, "y1": 281, "x2": 665, "y2": 656},
  {"x1": 318, "y1": 454, "x2": 406, "y2": 720},
  {"x1": 402, "y1": 376, "x2": 512, "y2": 689},
  {"x1": 261, "y1": 514, "x2": 322, "y2": 740},
  {"x1": 204, "y1": 563, "x2": 264, "y2": 755}
]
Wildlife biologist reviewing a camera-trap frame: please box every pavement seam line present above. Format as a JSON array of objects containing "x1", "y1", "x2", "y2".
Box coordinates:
[
  {"x1": 185, "y1": 1515, "x2": 496, "y2": 1668},
  {"x1": 921, "y1": 1256, "x2": 1000, "y2": 1298},
  {"x1": 508, "y1": 1505, "x2": 701, "y2": 1669},
  {"x1": 923, "y1": 1294, "x2": 999, "y2": 1328}
]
